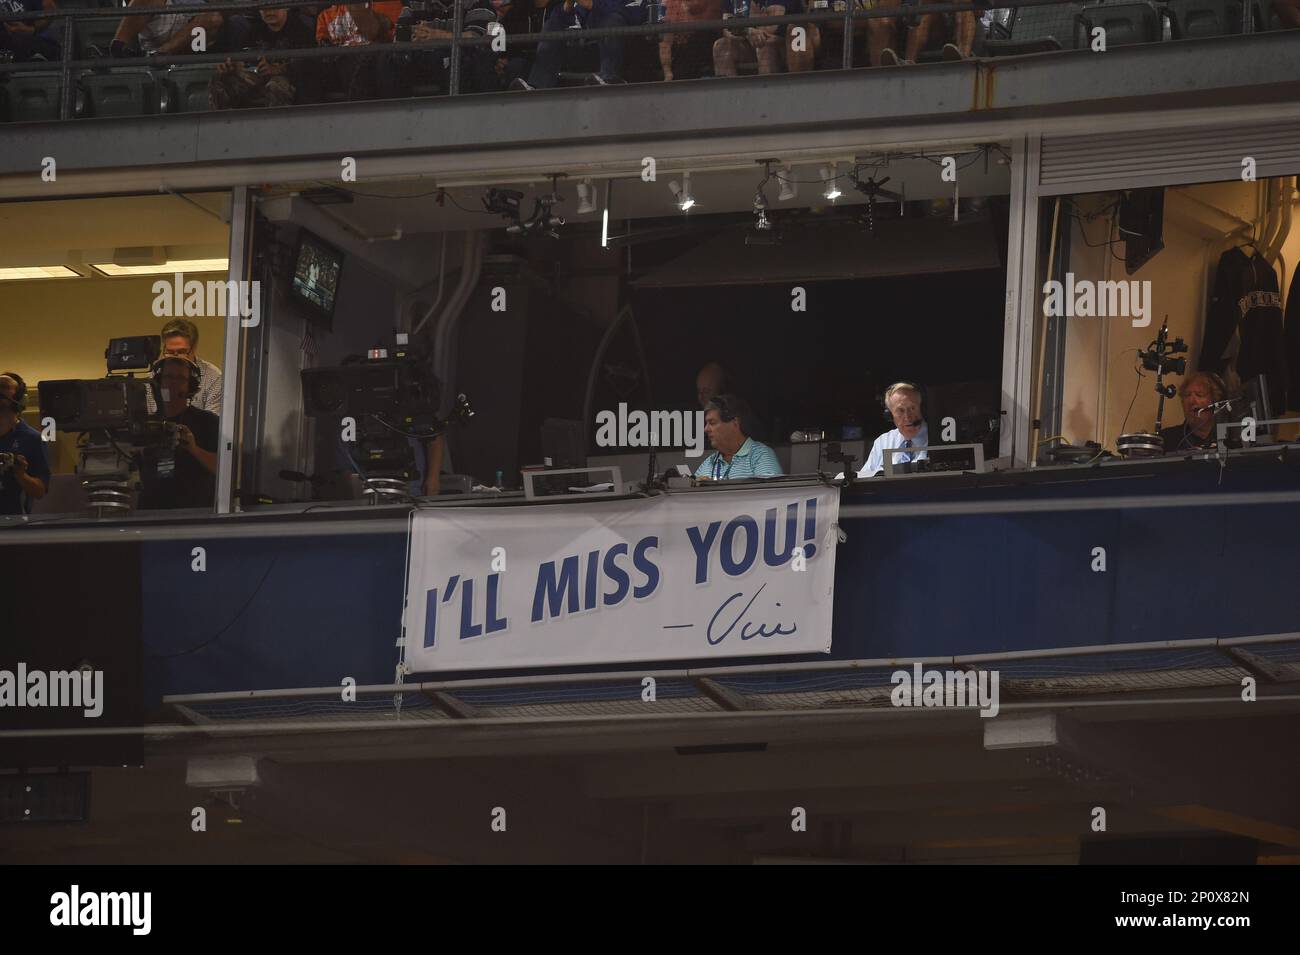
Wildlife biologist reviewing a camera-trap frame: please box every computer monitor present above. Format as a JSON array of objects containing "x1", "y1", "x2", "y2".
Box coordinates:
[
  {"x1": 541, "y1": 417, "x2": 586, "y2": 469},
  {"x1": 289, "y1": 229, "x2": 344, "y2": 329},
  {"x1": 1242, "y1": 374, "x2": 1273, "y2": 441}
]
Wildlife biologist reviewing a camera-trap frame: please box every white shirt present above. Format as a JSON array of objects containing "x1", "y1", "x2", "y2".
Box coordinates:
[{"x1": 859, "y1": 421, "x2": 928, "y2": 477}]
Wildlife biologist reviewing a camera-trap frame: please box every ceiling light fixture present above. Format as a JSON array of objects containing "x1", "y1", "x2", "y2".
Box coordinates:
[
  {"x1": 576, "y1": 178, "x2": 596, "y2": 215},
  {"x1": 0, "y1": 265, "x2": 82, "y2": 281},
  {"x1": 668, "y1": 172, "x2": 696, "y2": 212},
  {"x1": 91, "y1": 258, "x2": 229, "y2": 277},
  {"x1": 822, "y1": 164, "x2": 842, "y2": 202},
  {"x1": 778, "y1": 163, "x2": 797, "y2": 202}
]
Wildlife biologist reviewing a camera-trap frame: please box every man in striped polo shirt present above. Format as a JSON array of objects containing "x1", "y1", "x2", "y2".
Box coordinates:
[{"x1": 695, "y1": 394, "x2": 783, "y2": 481}]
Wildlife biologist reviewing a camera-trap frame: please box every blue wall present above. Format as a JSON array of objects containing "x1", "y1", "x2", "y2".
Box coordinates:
[{"x1": 142, "y1": 459, "x2": 1300, "y2": 701}]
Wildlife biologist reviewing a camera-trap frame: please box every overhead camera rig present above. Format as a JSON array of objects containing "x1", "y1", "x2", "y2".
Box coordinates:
[{"x1": 483, "y1": 174, "x2": 567, "y2": 239}]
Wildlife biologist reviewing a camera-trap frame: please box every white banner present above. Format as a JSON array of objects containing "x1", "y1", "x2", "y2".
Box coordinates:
[{"x1": 401, "y1": 486, "x2": 840, "y2": 672}]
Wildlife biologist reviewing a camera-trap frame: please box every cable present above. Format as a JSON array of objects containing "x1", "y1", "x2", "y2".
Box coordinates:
[
  {"x1": 1119, "y1": 354, "x2": 1147, "y2": 436},
  {"x1": 148, "y1": 554, "x2": 280, "y2": 659},
  {"x1": 366, "y1": 413, "x2": 444, "y2": 440}
]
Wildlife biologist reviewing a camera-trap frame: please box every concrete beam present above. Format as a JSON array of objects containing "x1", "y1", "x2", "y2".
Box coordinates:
[{"x1": 1, "y1": 34, "x2": 1299, "y2": 198}]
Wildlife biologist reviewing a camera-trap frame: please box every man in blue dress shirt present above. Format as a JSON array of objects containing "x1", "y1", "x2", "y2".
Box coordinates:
[{"x1": 859, "y1": 381, "x2": 928, "y2": 477}]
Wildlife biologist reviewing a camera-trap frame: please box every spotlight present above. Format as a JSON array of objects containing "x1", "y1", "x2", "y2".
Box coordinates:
[
  {"x1": 778, "y1": 164, "x2": 797, "y2": 202},
  {"x1": 822, "y1": 164, "x2": 842, "y2": 202},
  {"x1": 576, "y1": 178, "x2": 596, "y2": 215},
  {"x1": 668, "y1": 172, "x2": 696, "y2": 212}
]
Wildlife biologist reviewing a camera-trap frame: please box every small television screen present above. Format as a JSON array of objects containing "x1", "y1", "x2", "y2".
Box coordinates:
[{"x1": 290, "y1": 229, "x2": 344, "y2": 328}]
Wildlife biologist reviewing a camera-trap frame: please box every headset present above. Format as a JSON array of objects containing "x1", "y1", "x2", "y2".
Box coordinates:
[
  {"x1": 150, "y1": 355, "x2": 202, "y2": 404},
  {"x1": 1180, "y1": 371, "x2": 1226, "y2": 401},
  {"x1": 881, "y1": 381, "x2": 925, "y2": 426},
  {"x1": 0, "y1": 371, "x2": 26, "y2": 414}
]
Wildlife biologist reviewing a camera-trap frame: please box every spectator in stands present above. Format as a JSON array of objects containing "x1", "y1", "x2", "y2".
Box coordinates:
[
  {"x1": 159, "y1": 318, "x2": 224, "y2": 414},
  {"x1": 0, "y1": 0, "x2": 59, "y2": 62},
  {"x1": 806, "y1": 0, "x2": 866, "y2": 70},
  {"x1": 317, "y1": 2, "x2": 403, "y2": 99},
  {"x1": 480, "y1": 0, "x2": 547, "y2": 89},
  {"x1": 713, "y1": 0, "x2": 804, "y2": 76},
  {"x1": 877, "y1": 0, "x2": 973, "y2": 64},
  {"x1": 0, "y1": 373, "x2": 49, "y2": 515},
  {"x1": 695, "y1": 394, "x2": 783, "y2": 480},
  {"x1": 659, "y1": 0, "x2": 720, "y2": 81},
  {"x1": 111, "y1": 0, "x2": 250, "y2": 57},
  {"x1": 1275, "y1": 0, "x2": 1300, "y2": 27},
  {"x1": 400, "y1": 0, "x2": 500, "y2": 94},
  {"x1": 210, "y1": 7, "x2": 321, "y2": 109},
  {"x1": 511, "y1": 0, "x2": 648, "y2": 89}
]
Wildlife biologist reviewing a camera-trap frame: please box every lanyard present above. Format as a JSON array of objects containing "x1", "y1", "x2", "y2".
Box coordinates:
[{"x1": 711, "y1": 453, "x2": 733, "y2": 481}]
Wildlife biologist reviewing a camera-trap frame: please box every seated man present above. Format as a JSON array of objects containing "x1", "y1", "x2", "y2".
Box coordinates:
[
  {"x1": 401, "y1": 0, "x2": 500, "y2": 95},
  {"x1": 714, "y1": 0, "x2": 805, "y2": 77},
  {"x1": 317, "y1": 2, "x2": 403, "y2": 100},
  {"x1": 512, "y1": 0, "x2": 648, "y2": 89},
  {"x1": 111, "y1": 0, "x2": 248, "y2": 57},
  {"x1": 0, "y1": 0, "x2": 60, "y2": 62},
  {"x1": 0, "y1": 373, "x2": 50, "y2": 515},
  {"x1": 1162, "y1": 372, "x2": 1225, "y2": 453},
  {"x1": 695, "y1": 394, "x2": 783, "y2": 480},
  {"x1": 210, "y1": 7, "x2": 322, "y2": 109},
  {"x1": 139, "y1": 357, "x2": 219, "y2": 510},
  {"x1": 858, "y1": 381, "x2": 927, "y2": 476},
  {"x1": 660, "y1": 0, "x2": 721, "y2": 81},
  {"x1": 878, "y1": 0, "x2": 974, "y2": 65}
]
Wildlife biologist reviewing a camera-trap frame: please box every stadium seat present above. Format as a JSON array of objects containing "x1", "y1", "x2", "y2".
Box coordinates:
[
  {"x1": 77, "y1": 68, "x2": 160, "y2": 117},
  {"x1": 1, "y1": 71, "x2": 69, "y2": 121},
  {"x1": 1076, "y1": 2, "x2": 1164, "y2": 46},
  {"x1": 1166, "y1": 0, "x2": 1246, "y2": 36},
  {"x1": 984, "y1": 3, "x2": 1085, "y2": 55},
  {"x1": 1249, "y1": 0, "x2": 1285, "y2": 29},
  {"x1": 76, "y1": 17, "x2": 124, "y2": 59},
  {"x1": 159, "y1": 64, "x2": 220, "y2": 113}
]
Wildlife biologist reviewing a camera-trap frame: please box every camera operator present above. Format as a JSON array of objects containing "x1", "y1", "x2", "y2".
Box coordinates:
[
  {"x1": 139, "y1": 357, "x2": 220, "y2": 510},
  {"x1": 0, "y1": 373, "x2": 50, "y2": 515}
]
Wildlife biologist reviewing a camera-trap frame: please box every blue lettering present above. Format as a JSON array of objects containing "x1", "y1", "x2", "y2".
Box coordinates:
[
  {"x1": 486, "y1": 572, "x2": 508, "y2": 634},
  {"x1": 763, "y1": 503, "x2": 799, "y2": 568},
  {"x1": 460, "y1": 577, "x2": 483, "y2": 639},
  {"x1": 802, "y1": 497, "x2": 818, "y2": 559},
  {"x1": 531, "y1": 555, "x2": 581, "y2": 623},
  {"x1": 719, "y1": 516, "x2": 759, "y2": 577},
  {"x1": 583, "y1": 549, "x2": 600, "y2": 612},
  {"x1": 685, "y1": 521, "x2": 721, "y2": 585},
  {"x1": 423, "y1": 587, "x2": 439, "y2": 648},
  {"x1": 632, "y1": 536, "x2": 661, "y2": 598},
  {"x1": 602, "y1": 543, "x2": 631, "y2": 606}
]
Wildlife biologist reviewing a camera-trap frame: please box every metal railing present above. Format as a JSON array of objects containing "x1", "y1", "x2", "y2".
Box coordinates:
[{"x1": 0, "y1": 0, "x2": 1275, "y2": 121}]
